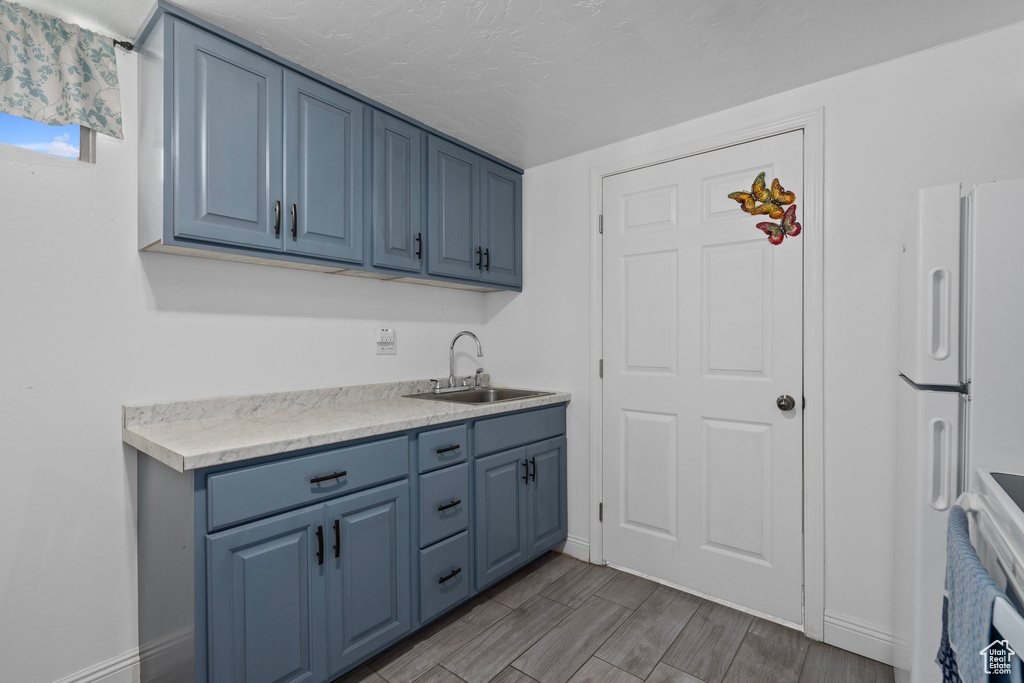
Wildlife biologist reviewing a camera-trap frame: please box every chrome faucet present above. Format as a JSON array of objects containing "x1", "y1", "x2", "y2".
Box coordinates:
[{"x1": 448, "y1": 331, "x2": 483, "y2": 389}]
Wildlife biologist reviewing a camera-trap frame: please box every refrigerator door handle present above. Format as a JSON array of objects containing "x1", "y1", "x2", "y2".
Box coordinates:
[
  {"x1": 929, "y1": 267, "x2": 952, "y2": 361},
  {"x1": 929, "y1": 417, "x2": 955, "y2": 511}
]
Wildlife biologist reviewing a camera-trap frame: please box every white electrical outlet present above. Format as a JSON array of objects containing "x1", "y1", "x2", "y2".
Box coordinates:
[{"x1": 376, "y1": 327, "x2": 396, "y2": 355}]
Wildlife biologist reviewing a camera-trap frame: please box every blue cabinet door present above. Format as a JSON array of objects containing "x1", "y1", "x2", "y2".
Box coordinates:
[
  {"x1": 173, "y1": 21, "x2": 284, "y2": 251},
  {"x1": 427, "y1": 136, "x2": 481, "y2": 280},
  {"x1": 325, "y1": 481, "x2": 411, "y2": 678},
  {"x1": 207, "y1": 505, "x2": 325, "y2": 683},
  {"x1": 474, "y1": 447, "x2": 528, "y2": 590},
  {"x1": 479, "y1": 159, "x2": 522, "y2": 288},
  {"x1": 284, "y1": 72, "x2": 366, "y2": 263},
  {"x1": 372, "y1": 112, "x2": 424, "y2": 272},
  {"x1": 527, "y1": 437, "x2": 568, "y2": 557}
]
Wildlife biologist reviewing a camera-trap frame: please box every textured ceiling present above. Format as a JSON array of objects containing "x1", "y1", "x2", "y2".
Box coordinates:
[{"x1": 25, "y1": 0, "x2": 1024, "y2": 168}]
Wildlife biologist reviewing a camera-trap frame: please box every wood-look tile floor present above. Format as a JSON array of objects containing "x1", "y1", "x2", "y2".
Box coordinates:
[{"x1": 339, "y1": 553, "x2": 894, "y2": 683}]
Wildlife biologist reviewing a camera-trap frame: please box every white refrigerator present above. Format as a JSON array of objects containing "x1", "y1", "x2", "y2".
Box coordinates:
[{"x1": 895, "y1": 178, "x2": 1024, "y2": 682}]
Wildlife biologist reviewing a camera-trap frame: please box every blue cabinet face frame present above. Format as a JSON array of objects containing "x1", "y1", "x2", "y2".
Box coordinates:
[
  {"x1": 136, "y1": 403, "x2": 566, "y2": 683},
  {"x1": 139, "y1": 4, "x2": 523, "y2": 292}
]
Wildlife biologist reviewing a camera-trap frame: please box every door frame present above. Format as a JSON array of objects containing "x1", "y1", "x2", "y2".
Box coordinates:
[{"x1": 588, "y1": 108, "x2": 825, "y2": 638}]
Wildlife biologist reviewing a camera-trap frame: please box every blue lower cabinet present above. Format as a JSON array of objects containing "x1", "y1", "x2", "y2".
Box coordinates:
[
  {"x1": 473, "y1": 412, "x2": 569, "y2": 591},
  {"x1": 527, "y1": 437, "x2": 568, "y2": 558},
  {"x1": 207, "y1": 505, "x2": 326, "y2": 683},
  {"x1": 474, "y1": 447, "x2": 529, "y2": 590},
  {"x1": 146, "y1": 405, "x2": 566, "y2": 683},
  {"x1": 420, "y1": 531, "x2": 470, "y2": 622},
  {"x1": 419, "y1": 463, "x2": 469, "y2": 547},
  {"x1": 325, "y1": 481, "x2": 411, "y2": 678}
]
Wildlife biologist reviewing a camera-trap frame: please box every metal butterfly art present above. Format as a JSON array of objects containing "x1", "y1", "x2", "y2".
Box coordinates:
[
  {"x1": 727, "y1": 171, "x2": 769, "y2": 212},
  {"x1": 727, "y1": 171, "x2": 801, "y2": 245},
  {"x1": 757, "y1": 204, "x2": 802, "y2": 245}
]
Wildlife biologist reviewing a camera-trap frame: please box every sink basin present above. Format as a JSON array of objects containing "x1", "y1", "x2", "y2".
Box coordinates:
[{"x1": 405, "y1": 388, "x2": 553, "y2": 404}]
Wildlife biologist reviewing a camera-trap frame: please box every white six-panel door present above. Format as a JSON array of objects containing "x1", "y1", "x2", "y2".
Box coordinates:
[{"x1": 601, "y1": 131, "x2": 804, "y2": 624}]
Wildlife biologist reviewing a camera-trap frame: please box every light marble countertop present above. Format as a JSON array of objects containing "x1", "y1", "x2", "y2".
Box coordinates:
[{"x1": 122, "y1": 378, "x2": 570, "y2": 472}]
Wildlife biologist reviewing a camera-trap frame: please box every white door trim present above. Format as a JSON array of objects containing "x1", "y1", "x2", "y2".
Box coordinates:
[{"x1": 588, "y1": 107, "x2": 825, "y2": 639}]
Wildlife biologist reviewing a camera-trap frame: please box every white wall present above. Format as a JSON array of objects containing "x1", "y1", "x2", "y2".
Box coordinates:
[
  {"x1": 6, "y1": 19, "x2": 1024, "y2": 683},
  {"x1": 0, "y1": 52, "x2": 494, "y2": 683},
  {"x1": 485, "y1": 21, "x2": 1024, "y2": 663}
]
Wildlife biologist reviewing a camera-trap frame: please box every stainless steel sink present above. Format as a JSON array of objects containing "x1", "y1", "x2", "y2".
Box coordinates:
[{"x1": 405, "y1": 388, "x2": 553, "y2": 404}]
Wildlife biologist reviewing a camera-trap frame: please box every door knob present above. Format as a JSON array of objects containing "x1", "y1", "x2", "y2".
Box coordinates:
[{"x1": 776, "y1": 395, "x2": 796, "y2": 411}]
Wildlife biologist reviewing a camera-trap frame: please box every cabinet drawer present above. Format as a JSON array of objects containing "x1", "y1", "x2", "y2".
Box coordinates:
[
  {"x1": 420, "y1": 531, "x2": 470, "y2": 623},
  {"x1": 207, "y1": 436, "x2": 408, "y2": 531},
  {"x1": 419, "y1": 463, "x2": 469, "y2": 547},
  {"x1": 475, "y1": 406, "x2": 566, "y2": 457},
  {"x1": 418, "y1": 424, "x2": 468, "y2": 473}
]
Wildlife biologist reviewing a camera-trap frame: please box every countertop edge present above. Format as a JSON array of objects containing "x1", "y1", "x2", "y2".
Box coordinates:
[
  {"x1": 122, "y1": 427, "x2": 186, "y2": 473},
  {"x1": 125, "y1": 392, "x2": 570, "y2": 472}
]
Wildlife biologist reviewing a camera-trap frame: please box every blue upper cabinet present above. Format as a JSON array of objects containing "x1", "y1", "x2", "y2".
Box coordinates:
[
  {"x1": 479, "y1": 159, "x2": 523, "y2": 288},
  {"x1": 173, "y1": 21, "x2": 284, "y2": 250},
  {"x1": 285, "y1": 73, "x2": 366, "y2": 264},
  {"x1": 427, "y1": 136, "x2": 523, "y2": 288},
  {"x1": 143, "y1": 10, "x2": 523, "y2": 290},
  {"x1": 372, "y1": 112, "x2": 425, "y2": 273},
  {"x1": 427, "y1": 136, "x2": 481, "y2": 281}
]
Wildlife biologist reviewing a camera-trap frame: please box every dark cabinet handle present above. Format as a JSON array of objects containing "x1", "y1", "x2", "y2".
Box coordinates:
[
  {"x1": 310, "y1": 470, "x2": 347, "y2": 485},
  {"x1": 522, "y1": 460, "x2": 529, "y2": 482},
  {"x1": 333, "y1": 519, "x2": 340, "y2": 559},
  {"x1": 436, "y1": 444, "x2": 460, "y2": 455},
  {"x1": 438, "y1": 567, "x2": 462, "y2": 584},
  {"x1": 530, "y1": 457, "x2": 536, "y2": 482},
  {"x1": 415, "y1": 233, "x2": 422, "y2": 259},
  {"x1": 291, "y1": 203, "x2": 298, "y2": 239},
  {"x1": 476, "y1": 247, "x2": 483, "y2": 270},
  {"x1": 316, "y1": 526, "x2": 324, "y2": 566},
  {"x1": 437, "y1": 499, "x2": 462, "y2": 512},
  {"x1": 484, "y1": 248, "x2": 490, "y2": 271},
  {"x1": 274, "y1": 200, "x2": 281, "y2": 237}
]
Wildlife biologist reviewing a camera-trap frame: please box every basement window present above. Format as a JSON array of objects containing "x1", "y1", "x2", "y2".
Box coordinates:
[{"x1": 0, "y1": 111, "x2": 95, "y2": 162}]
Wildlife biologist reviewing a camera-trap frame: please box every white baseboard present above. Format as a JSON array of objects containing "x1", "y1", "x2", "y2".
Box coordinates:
[
  {"x1": 558, "y1": 533, "x2": 590, "y2": 562},
  {"x1": 52, "y1": 648, "x2": 140, "y2": 683},
  {"x1": 824, "y1": 611, "x2": 909, "y2": 667}
]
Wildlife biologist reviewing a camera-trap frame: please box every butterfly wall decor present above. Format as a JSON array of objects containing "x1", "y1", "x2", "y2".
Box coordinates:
[
  {"x1": 727, "y1": 171, "x2": 801, "y2": 245},
  {"x1": 758, "y1": 204, "x2": 802, "y2": 245}
]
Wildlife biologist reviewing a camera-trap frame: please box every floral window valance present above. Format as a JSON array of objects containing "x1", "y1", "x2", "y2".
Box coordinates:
[{"x1": 0, "y1": 0, "x2": 122, "y2": 139}]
